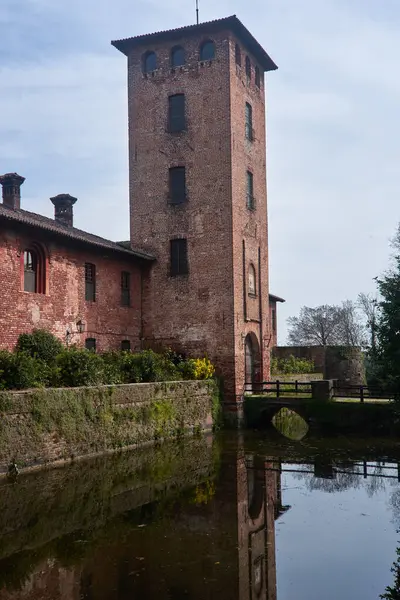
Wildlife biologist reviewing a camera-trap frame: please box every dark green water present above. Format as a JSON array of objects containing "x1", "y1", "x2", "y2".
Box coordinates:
[{"x1": 1, "y1": 432, "x2": 400, "y2": 599}]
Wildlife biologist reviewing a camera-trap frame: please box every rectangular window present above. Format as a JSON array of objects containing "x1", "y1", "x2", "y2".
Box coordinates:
[
  {"x1": 85, "y1": 338, "x2": 96, "y2": 352},
  {"x1": 246, "y1": 171, "x2": 255, "y2": 210},
  {"x1": 169, "y1": 167, "x2": 186, "y2": 205},
  {"x1": 121, "y1": 271, "x2": 131, "y2": 306},
  {"x1": 85, "y1": 263, "x2": 96, "y2": 302},
  {"x1": 168, "y1": 94, "x2": 186, "y2": 132},
  {"x1": 121, "y1": 340, "x2": 131, "y2": 351},
  {"x1": 170, "y1": 239, "x2": 188, "y2": 276},
  {"x1": 272, "y1": 309, "x2": 276, "y2": 332},
  {"x1": 245, "y1": 102, "x2": 253, "y2": 141}
]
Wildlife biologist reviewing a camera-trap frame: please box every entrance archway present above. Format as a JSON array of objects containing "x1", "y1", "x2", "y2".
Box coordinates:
[{"x1": 244, "y1": 332, "x2": 261, "y2": 393}]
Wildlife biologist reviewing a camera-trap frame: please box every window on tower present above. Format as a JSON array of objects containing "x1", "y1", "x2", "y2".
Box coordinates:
[
  {"x1": 170, "y1": 239, "x2": 188, "y2": 276},
  {"x1": 245, "y1": 56, "x2": 251, "y2": 81},
  {"x1": 255, "y1": 66, "x2": 261, "y2": 88},
  {"x1": 245, "y1": 102, "x2": 253, "y2": 141},
  {"x1": 199, "y1": 40, "x2": 215, "y2": 61},
  {"x1": 168, "y1": 94, "x2": 186, "y2": 132},
  {"x1": 142, "y1": 51, "x2": 157, "y2": 73},
  {"x1": 169, "y1": 167, "x2": 186, "y2": 204},
  {"x1": 248, "y1": 264, "x2": 257, "y2": 296},
  {"x1": 171, "y1": 46, "x2": 185, "y2": 68},
  {"x1": 246, "y1": 171, "x2": 255, "y2": 210},
  {"x1": 235, "y1": 43, "x2": 241, "y2": 66}
]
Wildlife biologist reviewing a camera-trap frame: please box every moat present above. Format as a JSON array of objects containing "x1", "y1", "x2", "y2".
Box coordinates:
[{"x1": 1, "y1": 432, "x2": 400, "y2": 599}]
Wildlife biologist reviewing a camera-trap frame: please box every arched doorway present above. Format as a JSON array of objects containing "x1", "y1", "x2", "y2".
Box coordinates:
[{"x1": 244, "y1": 332, "x2": 261, "y2": 392}]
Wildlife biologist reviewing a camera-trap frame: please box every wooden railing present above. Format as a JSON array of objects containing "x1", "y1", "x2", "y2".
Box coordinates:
[
  {"x1": 245, "y1": 380, "x2": 312, "y2": 397},
  {"x1": 332, "y1": 383, "x2": 394, "y2": 403},
  {"x1": 245, "y1": 380, "x2": 395, "y2": 403}
]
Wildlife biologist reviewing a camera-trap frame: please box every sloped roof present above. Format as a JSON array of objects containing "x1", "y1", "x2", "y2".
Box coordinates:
[
  {"x1": 111, "y1": 15, "x2": 278, "y2": 72},
  {"x1": 269, "y1": 294, "x2": 285, "y2": 303},
  {"x1": 0, "y1": 204, "x2": 154, "y2": 261}
]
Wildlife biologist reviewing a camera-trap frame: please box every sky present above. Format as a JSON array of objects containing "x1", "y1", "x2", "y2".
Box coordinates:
[{"x1": 1, "y1": 0, "x2": 400, "y2": 343}]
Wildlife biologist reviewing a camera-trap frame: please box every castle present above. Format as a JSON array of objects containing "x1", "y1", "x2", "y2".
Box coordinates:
[{"x1": 0, "y1": 16, "x2": 282, "y2": 415}]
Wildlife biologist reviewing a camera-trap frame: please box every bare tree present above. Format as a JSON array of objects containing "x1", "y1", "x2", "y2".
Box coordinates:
[
  {"x1": 287, "y1": 302, "x2": 366, "y2": 347},
  {"x1": 338, "y1": 300, "x2": 367, "y2": 348},
  {"x1": 358, "y1": 293, "x2": 378, "y2": 351},
  {"x1": 287, "y1": 305, "x2": 344, "y2": 346}
]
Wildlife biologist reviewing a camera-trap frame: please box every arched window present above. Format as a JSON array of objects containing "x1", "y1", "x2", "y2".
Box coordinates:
[
  {"x1": 22, "y1": 244, "x2": 46, "y2": 293},
  {"x1": 235, "y1": 43, "x2": 241, "y2": 66},
  {"x1": 199, "y1": 40, "x2": 215, "y2": 61},
  {"x1": 248, "y1": 264, "x2": 256, "y2": 296},
  {"x1": 245, "y1": 56, "x2": 251, "y2": 80},
  {"x1": 142, "y1": 51, "x2": 157, "y2": 73},
  {"x1": 171, "y1": 45, "x2": 185, "y2": 68},
  {"x1": 255, "y1": 66, "x2": 261, "y2": 88}
]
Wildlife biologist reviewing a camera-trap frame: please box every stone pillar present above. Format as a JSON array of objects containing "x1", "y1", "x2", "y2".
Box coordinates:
[{"x1": 311, "y1": 379, "x2": 334, "y2": 402}]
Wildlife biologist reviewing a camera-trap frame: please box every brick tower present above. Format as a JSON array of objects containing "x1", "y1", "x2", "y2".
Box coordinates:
[{"x1": 112, "y1": 16, "x2": 277, "y2": 419}]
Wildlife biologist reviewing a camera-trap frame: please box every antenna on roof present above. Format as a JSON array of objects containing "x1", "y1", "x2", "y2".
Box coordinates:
[{"x1": 196, "y1": 0, "x2": 199, "y2": 24}]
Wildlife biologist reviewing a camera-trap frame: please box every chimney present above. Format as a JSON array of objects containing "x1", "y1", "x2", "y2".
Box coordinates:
[
  {"x1": 50, "y1": 194, "x2": 77, "y2": 228},
  {"x1": 0, "y1": 173, "x2": 25, "y2": 209}
]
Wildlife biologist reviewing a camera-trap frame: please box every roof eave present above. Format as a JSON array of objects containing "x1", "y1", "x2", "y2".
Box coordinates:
[
  {"x1": 0, "y1": 212, "x2": 155, "y2": 262},
  {"x1": 269, "y1": 294, "x2": 285, "y2": 303},
  {"x1": 111, "y1": 15, "x2": 278, "y2": 72}
]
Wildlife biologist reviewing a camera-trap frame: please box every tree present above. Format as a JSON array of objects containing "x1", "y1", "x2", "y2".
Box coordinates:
[
  {"x1": 287, "y1": 302, "x2": 366, "y2": 347},
  {"x1": 358, "y1": 293, "x2": 378, "y2": 352},
  {"x1": 288, "y1": 305, "x2": 344, "y2": 346},
  {"x1": 375, "y1": 254, "x2": 400, "y2": 392},
  {"x1": 338, "y1": 300, "x2": 366, "y2": 347}
]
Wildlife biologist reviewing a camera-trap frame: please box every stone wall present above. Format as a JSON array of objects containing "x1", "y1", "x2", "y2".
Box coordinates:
[
  {"x1": 0, "y1": 380, "x2": 216, "y2": 474},
  {"x1": 273, "y1": 346, "x2": 366, "y2": 385}
]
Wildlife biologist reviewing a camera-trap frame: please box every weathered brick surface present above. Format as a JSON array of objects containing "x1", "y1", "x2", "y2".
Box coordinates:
[
  {"x1": 0, "y1": 227, "x2": 143, "y2": 352},
  {"x1": 125, "y1": 26, "x2": 273, "y2": 402}
]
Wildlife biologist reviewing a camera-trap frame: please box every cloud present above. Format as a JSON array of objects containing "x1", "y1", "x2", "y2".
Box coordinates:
[{"x1": 1, "y1": 0, "x2": 400, "y2": 342}]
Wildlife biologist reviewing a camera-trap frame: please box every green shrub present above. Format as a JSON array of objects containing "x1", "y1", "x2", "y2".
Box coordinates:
[
  {"x1": 131, "y1": 350, "x2": 179, "y2": 383},
  {"x1": 271, "y1": 355, "x2": 315, "y2": 375},
  {"x1": 16, "y1": 329, "x2": 63, "y2": 365},
  {"x1": 101, "y1": 352, "x2": 125, "y2": 385},
  {"x1": 0, "y1": 351, "x2": 47, "y2": 390},
  {"x1": 55, "y1": 349, "x2": 105, "y2": 387}
]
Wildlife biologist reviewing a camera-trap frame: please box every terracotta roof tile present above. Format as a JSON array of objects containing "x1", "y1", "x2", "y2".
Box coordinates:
[{"x1": 0, "y1": 204, "x2": 155, "y2": 261}]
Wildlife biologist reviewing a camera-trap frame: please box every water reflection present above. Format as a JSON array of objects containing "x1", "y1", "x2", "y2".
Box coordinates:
[
  {"x1": 272, "y1": 407, "x2": 309, "y2": 441},
  {"x1": 0, "y1": 435, "x2": 400, "y2": 599}
]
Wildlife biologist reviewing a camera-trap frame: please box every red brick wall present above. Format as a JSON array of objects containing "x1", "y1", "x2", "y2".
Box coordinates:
[
  {"x1": 269, "y1": 299, "x2": 278, "y2": 348},
  {"x1": 229, "y1": 36, "x2": 271, "y2": 395},
  {"x1": 0, "y1": 227, "x2": 143, "y2": 352},
  {"x1": 126, "y1": 26, "x2": 272, "y2": 405}
]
